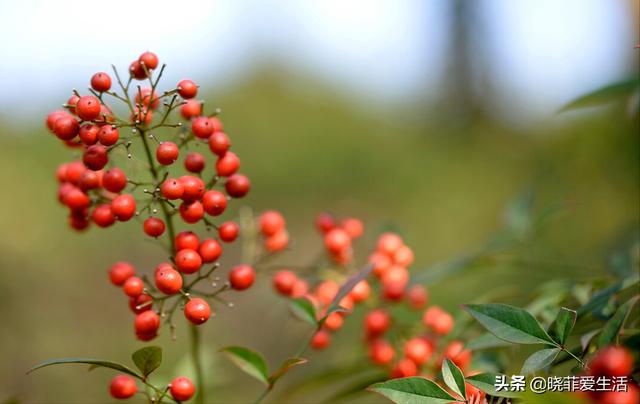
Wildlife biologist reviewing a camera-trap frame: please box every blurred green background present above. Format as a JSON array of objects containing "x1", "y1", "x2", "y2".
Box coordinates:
[{"x1": 0, "y1": 1, "x2": 638, "y2": 403}]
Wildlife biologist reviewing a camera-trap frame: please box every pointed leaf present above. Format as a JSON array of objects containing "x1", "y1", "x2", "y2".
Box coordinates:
[
  {"x1": 548, "y1": 308, "x2": 577, "y2": 345},
  {"x1": 465, "y1": 373, "x2": 520, "y2": 399},
  {"x1": 219, "y1": 346, "x2": 269, "y2": 385},
  {"x1": 466, "y1": 333, "x2": 512, "y2": 350},
  {"x1": 521, "y1": 348, "x2": 561, "y2": 375},
  {"x1": 131, "y1": 346, "x2": 162, "y2": 378},
  {"x1": 560, "y1": 79, "x2": 640, "y2": 111},
  {"x1": 268, "y1": 357, "x2": 308, "y2": 384},
  {"x1": 289, "y1": 297, "x2": 318, "y2": 326},
  {"x1": 27, "y1": 358, "x2": 141, "y2": 379},
  {"x1": 323, "y1": 264, "x2": 374, "y2": 319},
  {"x1": 368, "y1": 377, "x2": 461, "y2": 404},
  {"x1": 442, "y1": 359, "x2": 466, "y2": 400},
  {"x1": 463, "y1": 304, "x2": 557, "y2": 345},
  {"x1": 597, "y1": 296, "x2": 639, "y2": 348}
]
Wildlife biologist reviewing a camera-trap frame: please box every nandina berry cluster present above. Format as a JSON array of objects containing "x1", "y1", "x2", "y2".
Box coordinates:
[
  {"x1": 110, "y1": 374, "x2": 195, "y2": 402},
  {"x1": 581, "y1": 346, "x2": 639, "y2": 404},
  {"x1": 45, "y1": 52, "x2": 257, "y2": 344}
]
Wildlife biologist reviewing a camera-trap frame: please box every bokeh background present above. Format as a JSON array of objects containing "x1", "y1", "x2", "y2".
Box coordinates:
[{"x1": 0, "y1": 0, "x2": 638, "y2": 403}]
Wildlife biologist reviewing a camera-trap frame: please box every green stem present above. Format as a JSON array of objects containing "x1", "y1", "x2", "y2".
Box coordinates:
[
  {"x1": 190, "y1": 324, "x2": 205, "y2": 404},
  {"x1": 253, "y1": 386, "x2": 272, "y2": 404}
]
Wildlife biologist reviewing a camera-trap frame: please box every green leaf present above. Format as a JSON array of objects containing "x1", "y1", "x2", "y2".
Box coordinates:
[
  {"x1": 559, "y1": 78, "x2": 640, "y2": 111},
  {"x1": 465, "y1": 373, "x2": 520, "y2": 398},
  {"x1": 578, "y1": 274, "x2": 639, "y2": 316},
  {"x1": 131, "y1": 346, "x2": 162, "y2": 378},
  {"x1": 548, "y1": 307, "x2": 577, "y2": 346},
  {"x1": 268, "y1": 357, "x2": 308, "y2": 385},
  {"x1": 466, "y1": 333, "x2": 512, "y2": 350},
  {"x1": 441, "y1": 359, "x2": 466, "y2": 400},
  {"x1": 521, "y1": 347, "x2": 561, "y2": 374},
  {"x1": 463, "y1": 304, "x2": 557, "y2": 346},
  {"x1": 289, "y1": 297, "x2": 318, "y2": 326},
  {"x1": 598, "y1": 296, "x2": 639, "y2": 348},
  {"x1": 368, "y1": 377, "x2": 461, "y2": 404},
  {"x1": 219, "y1": 346, "x2": 269, "y2": 385},
  {"x1": 323, "y1": 264, "x2": 374, "y2": 319},
  {"x1": 27, "y1": 358, "x2": 141, "y2": 379}
]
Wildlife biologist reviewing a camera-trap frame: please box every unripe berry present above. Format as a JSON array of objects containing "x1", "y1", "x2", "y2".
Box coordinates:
[
  {"x1": 129, "y1": 294, "x2": 153, "y2": 314},
  {"x1": 225, "y1": 174, "x2": 250, "y2": 198},
  {"x1": 310, "y1": 330, "x2": 331, "y2": 350},
  {"x1": 161, "y1": 178, "x2": 184, "y2": 200},
  {"x1": 208, "y1": 131, "x2": 230, "y2": 156},
  {"x1": 184, "y1": 152, "x2": 206, "y2": 173},
  {"x1": 184, "y1": 298, "x2": 211, "y2": 325},
  {"x1": 144, "y1": 217, "x2": 166, "y2": 237},
  {"x1": 109, "y1": 262, "x2": 135, "y2": 286},
  {"x1": 215, "y1": 151, "x2": 240, "y2": 177},
  {"x1": 91, "y1": 72, "x2": 112, "y2": 92},
  {"x1": 92, "y1": 204, "x2": 116, "y2": 227},
  {"x1": 369, "y1": 339, "x2": 395, "y2": 365},
  {"x1": 260, "y1": 210, "x2": 285, "y2": 236},
  {"x1": 83, "y1": 144, "x2": 109, "y2": 170},
  {"x1": 199, "y1": 238, "x2": 222, "y2": 263},
  {"x1": 324, "y1": 228, "x2": 351, "y2": 254},
  {"x1": 175, "y1": 231, "x2": 200, "y2": 251},
  {"x1": 273, "y1": 270, "x2": 297, "y2": 296},
  {"x1": 177, "y1": 79, "x2": 198, "y2": 99},
  {"x1": 179, "y1": 201, "x2": 204, "y2": 224},
  {"x1": 191, "y1": 116, "x2": 214, "y2": 138},
  {"x1": 218, "y1": 221, "x2": 239, "y2": 242},
  {"x1": 138, "y1": 51, "x2": 159, "y2": 70},
  {"x1": 76, "y1": 95, "x2": 101, "y2": 121},
  {"x1": 175, "y1": 249, "x2": 202, "y2": 274},
  {"x1": 423, "y1": 306, "x2": 454, "y2": 335},
  {"x1": 229, "y1": 265, "x2": 255, "y2": 290},
  {"x1": 155, "y1": 267, "x2": 183, "y2": 295},
  {"x1": 170, "y1": 376, "x2": 195, "y2": 402},
  {"x1": 103, "y1": 167, "x2": 127, "y2": 193},
  {"x1": 134, "y1": 310, "x2": 160, "y2": 335},
  {"x1": 181, "y1": 99, "x2": 201, "y2": 119},
  {"x1": 109, "y1": 375, "x2": 137, "y2": 399},
  {"x1": 179, "y1": 175, "x2": 205, "y2": 201},
  {"x1": 111, "y1": 194, "x2": 136, "y2": 221},
  {"x1": 98, "y1": 125, "x2": 119, "y2": 146},
  {"x1": 53, "y1": 115, "x2": 80, "y2": 140},
  {"x1": 79, "y1": 124, "x2": 99, "y2": 145},
  {"x1": 264, "y1": 230, "x2": 289, "y2": 252},
  {"x1": 123, "y1": 276, "x2": 144, "y2": 297},
  {"x1": 202, "y1": 190, "x2": 227, "y2": 216},
  {"x1": 341, "y1": 218, "x2": 363, "y2": 238},
  {"x1": 404, "y1": 338, "x2": 432, "y2": 365},
  {"x1": 156, "y1": 142, "x2": 179, "y2": 165},
  {"x1": 589, "y1": 346, "x2": 634, "y2": 377},
  {"x1": 390, "y1": 358, "x2": 418, "y2": 379},
  {"x1": 365, "y1": 309, "x2": 391, "y2": 338},
  {"x1": 315, "y1": 212, "x2": 336, "y2": 234}
]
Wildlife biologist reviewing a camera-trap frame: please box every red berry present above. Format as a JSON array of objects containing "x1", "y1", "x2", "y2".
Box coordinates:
[
  {"x1": 215, "y1": 151, "x2": 240, "y2": 176},
  {"x1": 66, "y1": 95, "x2": 79, "y2": 114},
  {"x1": 83, "y1": 144, "x2": 109, "y2": 170},
  {"x1": 184, "y1": 152, "x2": 205, "y2": 173},
  {"x1": 110, "y1": 375, "x2": 137, "y2": 399},
  {"x1": 135, "y1": 88, "x2": 160, "y2": 109},
  {"x1": 79, "y1": 124, "x2": 99, "y2": 145},
  {"x1": 589, "y1": 346, "x2": 634, "y2": 377},
  {"x1": 184, "y1": 298, "x2": 211, "y2": 325},
  {"x1": 177, "y1": 79, "x2": 198, "y2": 99},
  {"x1": 600, "y1": 384, "x2": 639, "y2": 404},
  {"x1": 179, "y1": 175, "x2": 205, "y2": 201},
  {"x1": 369, "y1": 339, "x2": 395, "y2": 365},
  {"x1": 170, "y1": 376, "x2": 195, "y2": 402},
  {"x1": 179, "y1": 201, "x2": 204, "y2": 224},
  {"x1": 260, "y1": 210, "x2": 285, "y2": 236},
  {"x1": 310, "y1": 330, "x2": 331, "y2": 350},
  {"x1": 99, "y1": 105, "x2": 114, "y2": 124},
  {"x1": 191, "y1": 116, "x2": 214, "y2": 138},
  {"x1": 225, "y1": 174, "x2": 250, "y2": 198},
  {"x1": 404, "y1": 338, "x2": 432, "y2": 365},
  {"x1": 202, "y1": 190, "x2": 227, "y2": 216},
  {"x1": 390, "y1": 359, "x2": 418, "y2": 378},
  {"x1": 218, "y1": 221, "x2": 239, "y2": 242},
  {"x1": 199, "y1": 238, "x2": 222, "y2": 263},
  {"x1": 111, "y1": 194, "x2": 136, "y2": 221},
  {"x1": 443, "y1": 341, "x2": 472, "y2": 370},
  {"x1": 229, "y1": 265, "x2": 255, "y2": 290},
  {"x1": 377, "y1": 233, "x2": 403, "y2": 256},
  {"x1": 175, "y1": 249, "x2": 202, "y2": 274},
  {"x1": 92, "y1": 204, "x2": 116, "y2": 227},
  {"x1": 98, "y1": 125, "x2": 119, "y2": 146},
  {"x1": 349, "y1": 280, "x2": 371, "y2": 303},
  {"x1": 69, "y1": 211, "x2": 90, "y2": 231},
  {"x1": 156, "y1": 142, "x2": 179, "y2": 165},
  {"x1": 264, "y1": 230, "x2": 289, "y2": 252},
  {"x1": 131, "y1": 106, "x2": 153, "y2": 125},
  {"x1": 129, "y1": 60, "x2": 147, "y2": 80},
  {"x1": 109, "y1": 262, "x2": 135, "y2": 286},
  {"x1": 103, "y1": 167, "x2": 127, "y2": 193},
  {"x1": 209, "y1": 117, "x2": 223, "y2": 132},
  {"x1": 273, "y1": 270, "x2": 297, "y2": 296},
  {"x1": 78, "y1": 170, "x2": 101, "y2": 191},
  {"x1": 155, "y1": 267, "x2": 183, "y2": 295},
  {"x1": 315, "y1": 212, "x2": 336, "y2": 233},
  {"x1": 144, "y1": 217, "x2": 166, "y2": 237},
  {"x1": 134, "y1": 310, "x2": 160, "y2": 335},
  {"x1": 123, "y1": 276, "x2": 144, "y2": 297},
  {"x1": 365, "y1": 309, "x2": 390, "y2": 338},
  {"x1": 423, "y1": 306, "x2": 454, "y2": 335},
  {"x1": 208, "y1": 131, "x2": 230, "y2": 156},
  {"x1": 138, "y1": 51, "x2": 159, "y2": 70},
  {"x1": 323, "y1": 312, "x2": 344, "y2": 331},
  {"x1": 64, "y1": 161, "x2": 86, "y2": 184},
  {"x1": 91, "y1": 72, "x2": 112, "y2": 92},
  {"x1": 175, "y1": 231, "x2": 199, "y2": 251},
  {"x1": 129, "y1": 294, "x2": 153, "y2": 314},
  {"x1": 341, "y1": 218, "x2": 363, "y2": 239},
  {"x1": 315, "y1": 280, "x2": 339, "y2": 306},
  {"x1": 76, "y1": 96, "x2": 101, "y2": 121},
  {"x1": 407, "y1": 285, "x2": 428, "y2": 310},
  {"x1": 161, "y1": 178, "x2": 184, "y2": 200},
  {"x1": 181, "y1": 99, "x2": 201, "y2": 119},
  {"x1": 53, "y1": 115, "x2": 80, "y2": 140},
  {"x1": 63, "y1": 187, "x2": 90, "y2": 211},
  {"x1": 46, "y1": 110, "x2": 69, "y2": 132},
  {"x1": 382, "y1": 266, "x2": 409, "y2": 288},
  {"x1": 324, "y1": 228, "x2": 351, "y2": 254}
]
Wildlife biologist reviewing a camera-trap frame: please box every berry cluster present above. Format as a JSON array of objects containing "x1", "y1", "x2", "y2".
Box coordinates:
[
  {"x1": 581, "y1": 346, "x2": 639, "y2": 404},
  {"x1": 110, "y1": 374, "x2": 194, "y2": 402}
]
